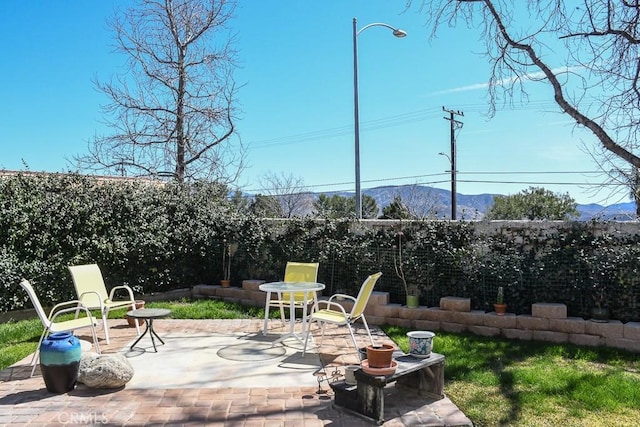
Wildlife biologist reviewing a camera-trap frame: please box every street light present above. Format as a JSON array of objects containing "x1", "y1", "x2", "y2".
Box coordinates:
[
  {"x1": 438, "y1": 152, "x2": 456, "y2": 220},
  {"x1": 353, "y1": 17, "x2": 406, "y2": 219}
]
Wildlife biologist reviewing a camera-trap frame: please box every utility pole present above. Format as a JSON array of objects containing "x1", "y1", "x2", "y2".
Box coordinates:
[{"x1": 442, "y1": 106, "x2": 464, "y2": 220}]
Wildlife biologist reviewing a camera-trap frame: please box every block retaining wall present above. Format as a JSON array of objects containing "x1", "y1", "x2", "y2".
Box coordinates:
[{"x1": 192, "y1": 281, "x2": 640, "y2": 354}]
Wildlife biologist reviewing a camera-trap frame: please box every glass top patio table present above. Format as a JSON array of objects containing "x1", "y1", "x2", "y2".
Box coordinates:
[{"x1": 259, "y1": 281, "x2": 325, "y2": 346}]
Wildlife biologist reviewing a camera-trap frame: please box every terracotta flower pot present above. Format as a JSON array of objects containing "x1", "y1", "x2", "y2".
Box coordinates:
[
  {"x1": 220, "y1": 279, "x2": 231, "y2": 287},
  {"x1": 494, "y1": 303, "x2": 507, "y2": 316},
  {"x1": 365, "y1": 343, "x2": 395, "y2": 368},
  {"x1": 126, "y1": 300, "x2": 145, "y2": 327}
]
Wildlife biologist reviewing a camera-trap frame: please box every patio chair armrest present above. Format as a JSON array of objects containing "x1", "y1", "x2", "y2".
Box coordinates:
[
  {"x1": 48, "y1": 301, "x2": 96, "y2": 323},
  {"x1": 79, "y1": 290, "x2": 105, "y2": 310},
  {"x1": 313, "y1": 300, "x2": 350, "y2": 316},
  {"x1": 108, "y1": 285, "x2": 135, "y2": 302},
  {"x1": 328, "y1": 294, "x2": 356, "y2": 303}
]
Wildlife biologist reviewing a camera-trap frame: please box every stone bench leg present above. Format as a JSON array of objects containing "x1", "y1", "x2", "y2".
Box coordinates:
[
  {"x1": 395, "y1": 360, "x2": 445, "y2": 399},
  {"x1": 357, "y1": 382, "x2": 385, "y2": 425}
]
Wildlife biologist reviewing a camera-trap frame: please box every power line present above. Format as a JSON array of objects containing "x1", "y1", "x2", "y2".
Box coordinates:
[
  {"x1": 246, "y1": 171, "x2": 615, "y2": 194},
  {"x1": 246, "y1": 100, "x2": 565, "y2": 150}
]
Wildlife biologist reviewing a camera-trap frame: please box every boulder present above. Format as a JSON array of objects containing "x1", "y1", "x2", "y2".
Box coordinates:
[{"x1": 78, "y1": 352, "x2": 134, "y2": 388}]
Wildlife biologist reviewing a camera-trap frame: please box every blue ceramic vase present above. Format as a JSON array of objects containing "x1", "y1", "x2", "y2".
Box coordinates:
[{"x1": 39, "y1": 332, "x2": 82, "y2": 393}]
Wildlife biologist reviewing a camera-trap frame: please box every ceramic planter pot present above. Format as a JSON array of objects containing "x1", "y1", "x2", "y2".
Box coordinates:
[
  {"x1": 406, "y1": 295, "x2": 419, "y2": 308},
  {"x1": 220, "y1": 279, "x2": 231, "y2": 287},
  {"x1": 365, "y1": 343, "x2": 395, "y2": 368},
  {"x1": 407, "y1": 330, "x2": 435, "y2": 358},
  {"x1": 39, "y1": 332, "x2": 82, "y2": 393}
]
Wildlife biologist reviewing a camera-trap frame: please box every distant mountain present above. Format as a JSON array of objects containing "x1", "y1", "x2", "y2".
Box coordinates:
[{"x1": 320, "y1": 185, "x2": 637, "y2": 221}]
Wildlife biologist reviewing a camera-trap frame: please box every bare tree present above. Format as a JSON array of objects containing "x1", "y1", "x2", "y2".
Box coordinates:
[
  {"x1": 400, "y1": 184, "x2": 439, "y2": 219},
  {"x1": 77, "y1": 0, "x2": 243, "y2": 183},
  {"x1": 409, "y1": 0, "x2": 640, "y2": 214},
  {"x1": 258, "y1": 172, "x2": 312, "y2": 218}
]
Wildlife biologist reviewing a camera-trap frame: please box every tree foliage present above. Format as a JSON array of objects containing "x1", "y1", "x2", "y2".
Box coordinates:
[
  {"x1": 409, "y1": 0, "x2": 640, "y2": 213},
  {"x1": 78, "y1": 0, "x2": 242, "y2": 183},
  {"x1": 486, "y1": 186, "x2": 579, "y2": 220},
  {"x1": 313, "y1": 194, "x2": 378, "y2": 219},
  {"x1": 380, "y1": 196, "x2": 414, "y2": 219},
  {"x1": 2, "y1": 173, "x2": 639, "y2": 322}
]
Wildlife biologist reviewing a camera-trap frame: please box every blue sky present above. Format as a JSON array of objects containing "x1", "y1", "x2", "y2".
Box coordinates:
[{"x1": 0, "y1": 1, "x2": 618, "y2": 205}]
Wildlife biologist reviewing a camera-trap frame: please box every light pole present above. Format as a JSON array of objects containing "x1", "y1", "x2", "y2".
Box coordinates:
[
  {"x1": 439, "y1": 152, "x2": 456, "y2": 220},
  {"x1": 353, "y1": 17, "x2": 406, "y2": 219}
]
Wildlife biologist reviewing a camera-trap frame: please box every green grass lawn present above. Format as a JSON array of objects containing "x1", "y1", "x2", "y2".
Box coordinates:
[
  {"x1": 2, "y1": 299, "x2": 638, "y2": 426},
  {"x1": 383, "y1": 324, "x2": 640, "y2": 427}
]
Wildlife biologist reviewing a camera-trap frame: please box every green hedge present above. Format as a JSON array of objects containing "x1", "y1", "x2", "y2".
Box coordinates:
[{"x1": 1, "y1": 173, "x2": 639, "y2": 322}]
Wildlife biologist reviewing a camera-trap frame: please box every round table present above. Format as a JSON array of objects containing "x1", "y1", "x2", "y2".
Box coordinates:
[
  {"x1": 259, "y1": 281, "x2": 325, "y2": 345},
  {"x1": 126, "y1": 308, "x2": 172, "y2": 352}
]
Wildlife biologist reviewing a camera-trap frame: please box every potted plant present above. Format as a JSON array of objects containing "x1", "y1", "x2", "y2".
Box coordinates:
[
  {"x1": 221, "y1": 239, "x2": 238, "y2": 287},
  {"x1": 393, "y1": 231, "x2": 419, "y2": 308},
  {"x1": 494, "y1": 286, "x2": 507, "y2": 315}
]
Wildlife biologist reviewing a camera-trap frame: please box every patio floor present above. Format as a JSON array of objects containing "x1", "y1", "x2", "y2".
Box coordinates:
[{"x1": 0, "y1": 318, "x2": 473, "y2": 426}]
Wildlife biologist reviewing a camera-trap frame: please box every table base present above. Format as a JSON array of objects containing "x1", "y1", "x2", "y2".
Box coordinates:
[{"x1": 130, "y1": 318, "x2": 165, "y2": 352}]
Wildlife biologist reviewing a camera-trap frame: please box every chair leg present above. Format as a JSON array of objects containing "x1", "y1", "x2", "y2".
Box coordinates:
[
  {"x1": 262, "y1": 296, "x2": 271, "y2": 336},
  {"x1": 319, "y1": 322, "x2": 326, "y2": 345},
  {"x1": 90, "y1": 324, "x2": 101, "y2": 354},
  {"x1": 278, "y1": 298, "x2": 286, "y2": 327},
  {"x1": 102, "y1": 309, "x2": 111, "y2": 345},
  {"x1": 360, "y1": 315, "x2": 375, "y2": 346},
  {"x1": 303, "y1": 319, "x2": 313, "y2": 356},
  {"x1": 30, "y1": 330, "x2": 48, "y2": 377},
  {"x1": 345, "y1": 323, "x2": 360, "y2": 354},
  {"x1": 131, "y1": 302, "x2": 141, "y2": 336}
]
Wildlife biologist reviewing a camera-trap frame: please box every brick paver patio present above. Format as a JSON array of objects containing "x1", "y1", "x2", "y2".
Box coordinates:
[{"x1": 0, "y1": 318, "x2": 472, "y2": 426}]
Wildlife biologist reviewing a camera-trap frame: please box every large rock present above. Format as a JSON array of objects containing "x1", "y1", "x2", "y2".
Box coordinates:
[{"x1": 78, "y1": 352, "x2": 134, "y2": 388}]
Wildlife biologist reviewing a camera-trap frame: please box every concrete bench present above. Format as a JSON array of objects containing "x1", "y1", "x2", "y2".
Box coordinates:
[{"x1": 331, "y1": 351, "x2": 445, "y2": 424}]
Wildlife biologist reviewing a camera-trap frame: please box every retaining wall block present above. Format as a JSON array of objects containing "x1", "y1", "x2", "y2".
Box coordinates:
[
  {"x1": 450, "y1": 310, "x2": 486, "y2": 326},
  {"x1": 549, "y1": 317, "x2": 587, "y2": 334},
  {"x1": 249, "y1": 290, "x2": 265, "y2": 305},
  {"x1": 585, "y1": 320, "x2": 624, "y2": 338},
  {"x1": 365, "y1": 315, "x2": 385, "y2": 326},
  {"x1": 516, "y1": 314, "x2": 549, "y2": 331},
  {"x1": 412, "y1": 320, "x2": 440, "y2": 332},
  {"x1": 502, "y1": 328, "x2": 533, "y2": 341},
  {"x1": 369, "y1": 291, "x2": 389, "y2": 306},
  {"x1": 483, "y1": 312, "x2": 517, "y2": 329},
  {"x1": 606, "y1": 337, "x2": 640, "y2": 353},
  {"x1": 623, "y1": 322, "x2": 640, "y2": 341},
  {"x1": 241, "y1": 280, "x2": 265, "y2": 291},
  {"x1": 422, "y1": 307, "x2": 447, "y2": 321},
  {"x1": 436, "y1": 310, "x2": 458, "y2": 323},
  {"x1": 569, "y1": 334, "x2": 605, "y2": 348},
  {"x1": 532, "y1": 303, "x2": 567, "y2": 319},
  {"x1": 468, "y1": 325, "x2": 500, "y2": 337},
  {"x1": 533, "y1": 330, "x2": 569, "y2": 344},
  {"x1": 192, "y1": 284, "x2": 217, "y2": 298},
  {"x1": 399, "y1": 306, "x2": 429, "y2": 321},
  {"x1": 440, "y1": 322, "x2": 467, "y2": 333},
  {"x1": 440, "y1": 297, "x2": 471, "y2": 312},
  {"x1": 373, "y1": 304, "x2": 401, "y2": 319},
  {"x1": 218, "y1": 287, "x2": 245, "y2": 299}
]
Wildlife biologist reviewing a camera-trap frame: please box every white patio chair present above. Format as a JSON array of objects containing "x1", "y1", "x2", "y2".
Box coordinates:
[{"x1": 19, "y1": 279, "x2": 101, "y2": 377}]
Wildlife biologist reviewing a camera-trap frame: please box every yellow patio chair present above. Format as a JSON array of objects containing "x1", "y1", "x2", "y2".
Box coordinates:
[
  {"x1": 19, "y1": 279, "x2": 101, "y2": 377},
  {"x1": 68, "y1": 264, "x2": 140, "y2": 344},
  {"x1": 263, "y1": 262, "x2": 319, "y2": 334},
  {"x1": 303, "y1": 272, "x2": 382, "y2": 356}
]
